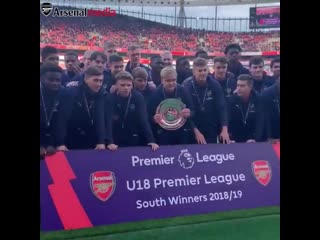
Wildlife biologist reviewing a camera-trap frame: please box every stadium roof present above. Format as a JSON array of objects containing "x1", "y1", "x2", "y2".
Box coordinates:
[{"x1": 47, "y1": 0, "x2": 280, "y2": 7}]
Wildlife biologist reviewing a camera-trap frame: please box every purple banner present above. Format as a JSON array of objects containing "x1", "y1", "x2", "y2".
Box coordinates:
[{"x1": 40, "y1": 143, "x2": 280, "y2": 232}]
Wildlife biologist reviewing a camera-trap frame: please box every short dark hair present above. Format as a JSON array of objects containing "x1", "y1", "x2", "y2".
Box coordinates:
[
  {"x1": 193, "y1": 58, "x2": 208, "y2": 67},
  {"x1": 249, "y1": 57, "x2": 264, "y2": 67},
  {"x1": 115, "y1": 71, "x2": 133, "y2": 82},
  {"x1": 104, "y1": 41, "x2": 116, "y2": 50},
  {"x1": 195, "y1": 50, "x2": 208, "y2": 58},
  {"x1": 132, "y1": 67, "x2": 148, "y2": 80},
  {"x1": 238, "y1": 74, "x2": 253, "y2": 87},
  {"x1": 213, "y1": 56, "x2": 228, "y2": 64},
  {"x1": 151, "y1": 55, "x2": 162, "y2": 63},
  {"x1": 224, "y1": 44, "x2": 242, "y2": 55},
  {"x1": 65, "y1": 51, "x2": 78, "y2": 58},
  {"x1": 109, "y1": 55, "x2": 123, "y2": 64},
  {"x1": 270, "y1": 57, "x2": 280, "y2": 68},
  {"x1": 176, "y1": 56, "x2": 189, "y2": 66},
  {"x1": 90, "y1": 51, "x2": 107, "y2": 62},
  {"x1": 40, "y1": 63, "x2": 63, "y2": 76},
  {"x1": 84, "y1": 66, "x2": 103, "y2": 78},
  {"x1": 41, "y1": 46, "x2": 58, "y2": 60}
]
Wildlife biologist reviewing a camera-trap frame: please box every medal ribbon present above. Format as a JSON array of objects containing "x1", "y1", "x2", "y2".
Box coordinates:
[{"x1": 192, "y1": 81, "x2": 207, "y2": 111}]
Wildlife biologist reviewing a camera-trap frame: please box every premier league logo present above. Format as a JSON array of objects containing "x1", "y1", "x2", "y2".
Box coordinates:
[
  {"x1": 40, "y1": 2, "x2": 53, "y2": 17},
  {"x1": 252, "y1": 160, "x2": 272, "y2": 186},
  {"x1": 178, "y1": 149, "x2": 195, "y2": 169},
  {"x1": 90, "y1": 171, "x2": 116, "y2": 202},
  {"x1": 156, "y1": 99, "x2": 186, "y2": 131}
]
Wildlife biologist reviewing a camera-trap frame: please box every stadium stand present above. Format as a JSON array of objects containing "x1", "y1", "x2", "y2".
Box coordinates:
[{"x1": 40, "y1": 14, "x2": 280, "y2": 52}]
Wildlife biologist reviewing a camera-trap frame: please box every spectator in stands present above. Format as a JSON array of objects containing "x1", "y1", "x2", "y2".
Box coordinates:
[
  {"x1": 228, "y1": 74, "x2": 265, "y2": 143},
  {"x1": 62, "y1": 51, "x2": 82, "y2": 86},
  {"x1": 125, "y1": 45, "x2": 151, "y2": 78},
  {"x1": 105, "y1": 71, "x2": 159, "y2": 150},
  {"x1": 161, "y1": 51, "x2": 173, "y2": 66},
  {"x1": 249, "y1": 57, "x2": 274, "y2": 94},
  {"x1": 148, "y1": 66, "x2": 194, "y2": 145},
  {"x1": 40, "y1": 63, "x2": 64, "y2": 158},
  {"x1": 104, "y1": 41, "x2": 117, "y2": 70},
  {"x1": 149, "y1": 55, "x2": 165, "y2": 87},
  {"x1": 40, "y1": 14, "x2": 280, "y2": 52},
  {"x1": 261, "y1": 76, "x2": 280, "y2": 141},
  {"x1": 184, "y1": 58, "x2": 229, "y2": 144},
  {"x1": 56, "y1": 66, "x2": 106, "y2": 151},
  {"x1": 176, "y1": 57, "x2": 193, "y2": 84},
  {"x1": 212, "y1": 57, "x2": 237, "y2": 98},
  {"x1": 270, "y1": 57, "x2": 280, "y2": 79},
  {"x1": 132, "y1": 67, "x2": 155, "y2": 103},
  {"x1": 224, "y1": 44, "x2": 250, "y2": 79},
  {"x1": 41, "y1": 46, "x2": 59, "y2": 66}
]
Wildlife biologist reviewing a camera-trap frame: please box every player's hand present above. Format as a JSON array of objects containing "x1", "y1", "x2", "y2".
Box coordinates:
[
  {"x1": 154, "y1": 114, "x2": 163, "y2": 124},
  {"x1": 73, "y1": 64, "x2": 83, "y2": 75},
  {"x1": 40, "y1": 146, "x2": 46, "y2": 158},
  {"x1": 194, "y1": 128, "x2": 207, "y2": 144},
  {"x1": 107, "y1": 144, "x2": 118, "y2": 151},
  {"x1": 148, "y1": 81, "x2": 157, "y2": 90},
  {"x1": 181, "y1": 108, "x2": 191, "y2": 118},
  {"x1": 95, "y1": 144, "x2": 106, "y2": 150},
  {"x1": 46, "y1": 146, "x2": 57, "y2": 156},
  {"x1": 110, "y1": 85, "x2": 117, "y2": 93},
  {"x1": 268, "y1": 139, "x2": 280, "y2": 144},
  {"x1": 148, "y1": 143, "x2": 159, "y2": 151},
  {"x1": 56, "y1": 145, "x2": 69, "y2": 151},
  {"x1": 219, "y1": 129, "x2": 231, "y2": 144}
]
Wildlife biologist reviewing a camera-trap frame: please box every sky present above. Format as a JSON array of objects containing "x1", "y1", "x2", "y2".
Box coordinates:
[
  {"x1": 121, "y1": 3, "x2": 280, "y2": 18},
  {"x1": 45, "y1": 1, "x2": 280, "y2": 32}
]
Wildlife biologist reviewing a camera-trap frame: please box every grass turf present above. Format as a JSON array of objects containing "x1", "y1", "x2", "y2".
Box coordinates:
[
  {"x1": 86, "y1": 214, "x2": 280, "y2": 240},
  {"x1": 41, "y1": 206, "x2": 279, "y2": 240}
]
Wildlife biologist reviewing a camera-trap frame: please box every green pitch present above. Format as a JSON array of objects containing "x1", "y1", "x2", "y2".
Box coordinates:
[{"x1": 41, "y1": 206, "x2": 280, "y2": 240}]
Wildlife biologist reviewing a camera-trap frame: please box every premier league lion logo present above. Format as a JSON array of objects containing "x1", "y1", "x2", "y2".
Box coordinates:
[{"x1": 178, "y1": 149, "x2": 195, "y2": 169}]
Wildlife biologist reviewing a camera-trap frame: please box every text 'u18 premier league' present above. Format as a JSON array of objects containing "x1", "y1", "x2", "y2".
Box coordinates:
[
  {"x1": 126, "y1": 173, "x2": 246, "y2": 191},
  {"x1": 127, "y1": 151, "x2": 247, "y2": 209},
  {"x1": 127, "y1": 174, "x2": 246, "y2": 209}
]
